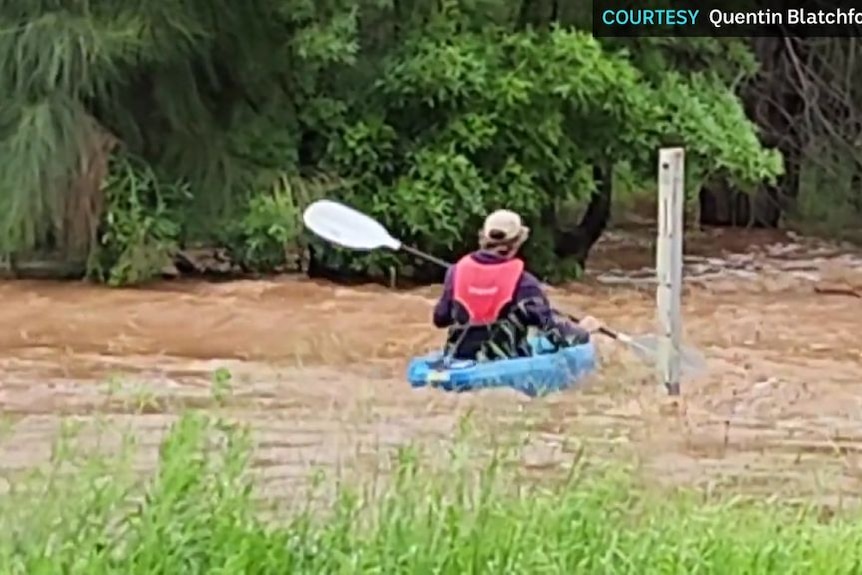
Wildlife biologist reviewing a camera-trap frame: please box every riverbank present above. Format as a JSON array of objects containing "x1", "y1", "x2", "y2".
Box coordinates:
[{"x1": 2, "y1": 411, "x2": 860, "y2": 573}]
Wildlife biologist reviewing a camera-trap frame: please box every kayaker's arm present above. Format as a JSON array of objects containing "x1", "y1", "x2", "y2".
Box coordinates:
[
  {"x1": 517, "y1": 272, "x2": 594, "y2": 340},
  {"x1": 516, "y1": 272, "x2": 564, "y2": 330},
  {"x1": 432, "y1": 267, "x2": 456, "y2": 328}
]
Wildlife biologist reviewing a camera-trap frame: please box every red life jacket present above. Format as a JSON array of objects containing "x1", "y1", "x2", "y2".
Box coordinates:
[{"x1": 451, "y1": 255, "x2": 524, "y2": 324}]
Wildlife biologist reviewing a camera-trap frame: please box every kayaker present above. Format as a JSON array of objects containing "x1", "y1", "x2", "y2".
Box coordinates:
[{"x1": 432, "y1": 209, "x2": 602, "y2": 361}]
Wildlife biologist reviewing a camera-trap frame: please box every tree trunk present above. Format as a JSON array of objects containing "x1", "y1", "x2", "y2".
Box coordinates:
[{"x1": 552, "y1": 163, "x2": 612, "y2": 268}]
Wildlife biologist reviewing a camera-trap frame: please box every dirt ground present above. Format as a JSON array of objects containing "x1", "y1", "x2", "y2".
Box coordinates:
[{"x1": 1, "y1": 227, "x2": 861, "y2": 504}]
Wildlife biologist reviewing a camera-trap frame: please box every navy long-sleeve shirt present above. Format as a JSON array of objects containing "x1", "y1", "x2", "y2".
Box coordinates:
[{"x1": 432, "y1": 251, "x2": 578, "y2": 337}]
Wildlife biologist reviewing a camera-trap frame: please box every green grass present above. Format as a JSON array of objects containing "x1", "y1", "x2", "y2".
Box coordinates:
[{"x1": 0, "y1": 412, "x2": 861, "y2": 574}]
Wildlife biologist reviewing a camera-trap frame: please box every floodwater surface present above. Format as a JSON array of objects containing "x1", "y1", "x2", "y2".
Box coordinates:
[{"x1": 1, "y1": 227, "x2": 862, "y2": 503}]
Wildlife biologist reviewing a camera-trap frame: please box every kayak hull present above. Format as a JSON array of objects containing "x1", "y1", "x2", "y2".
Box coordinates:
[{"x1": 406, "y1": 337, "x2": 597, "y2": 397}]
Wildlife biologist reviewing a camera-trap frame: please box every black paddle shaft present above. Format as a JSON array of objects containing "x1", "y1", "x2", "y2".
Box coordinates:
[{"x1": 399, "y1": 244, "x2": 452, "y2": 269}]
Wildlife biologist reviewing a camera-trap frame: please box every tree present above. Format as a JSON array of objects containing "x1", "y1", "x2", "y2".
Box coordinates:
[
  {"x1": 321, "y1": 3, "x2": 782, "y2": 279},
  {"x1": 0, "y1": 0, "x2": 783, "y2": 284}
]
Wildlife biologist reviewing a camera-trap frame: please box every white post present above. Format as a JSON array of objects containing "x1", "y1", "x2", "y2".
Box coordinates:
[{"x1": 656, "y1": 148, "x2": 685, "y2": 396}]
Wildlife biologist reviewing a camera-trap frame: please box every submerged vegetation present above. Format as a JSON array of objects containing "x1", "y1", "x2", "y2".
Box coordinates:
[{"x1": 1, "y1": 410, "x2": 861, "y2": 573}]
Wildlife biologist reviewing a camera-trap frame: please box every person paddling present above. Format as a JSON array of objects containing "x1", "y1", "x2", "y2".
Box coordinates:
[{"x1": 432, "y1": 209, "x2": 602, "y2": 361}]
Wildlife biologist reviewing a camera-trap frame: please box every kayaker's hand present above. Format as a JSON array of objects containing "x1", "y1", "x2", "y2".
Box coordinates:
[{"x1": 578, "y1": 315, "x2": 603, "y2": 333}]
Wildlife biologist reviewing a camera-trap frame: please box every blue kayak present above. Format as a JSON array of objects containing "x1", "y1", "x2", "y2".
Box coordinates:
[{"x1": 406, "y1": 336, "x2": 597, "y2": 397}]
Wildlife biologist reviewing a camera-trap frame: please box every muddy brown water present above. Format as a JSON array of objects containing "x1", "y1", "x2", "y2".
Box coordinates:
[{"x1": 1, "y1": 227, "x2": 862, "y2": 505}]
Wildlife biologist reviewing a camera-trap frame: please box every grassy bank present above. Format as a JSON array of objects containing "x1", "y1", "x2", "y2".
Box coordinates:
[{"x1": 0, "y1": 413, "x2": 860, "y2": 574}]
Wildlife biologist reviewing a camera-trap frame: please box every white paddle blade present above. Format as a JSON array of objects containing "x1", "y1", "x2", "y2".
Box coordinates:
[{"x1": 302, "y1": 200, "x2": 401, "y2": 251}]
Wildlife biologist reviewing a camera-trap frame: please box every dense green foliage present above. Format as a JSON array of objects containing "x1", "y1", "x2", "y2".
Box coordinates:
[
  {"x1": 2, "y1": 409, "x2": 862, "y2": 573},
  {"x1": 0, "y1": 0, "x2": 810, "y2": 284}
]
